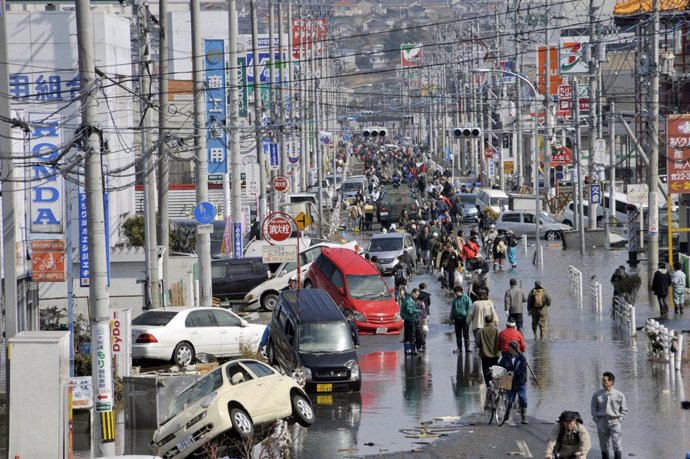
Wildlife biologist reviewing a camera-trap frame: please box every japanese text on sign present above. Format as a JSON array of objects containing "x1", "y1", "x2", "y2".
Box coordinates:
[
  {"x1": 666, "y1": 115, "x2": 690, "y2": 194},
  {"x1": 29, "y1": 113, "x2": 64, "y2": 233},
  {"x1": 10, "y1": 73, "x2": 80, "y2": 100},
  {"x1": 204, "y1": 39, "x2": 228, "y2": 176}
]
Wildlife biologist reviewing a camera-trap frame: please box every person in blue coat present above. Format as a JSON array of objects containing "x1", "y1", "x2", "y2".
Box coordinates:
[{"x1": 499, "y1": 341, "x2": 529, "y2": 424}]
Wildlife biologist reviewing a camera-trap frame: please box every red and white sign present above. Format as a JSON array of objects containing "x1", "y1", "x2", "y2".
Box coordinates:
[
  {"x1": 273, "y1": 175, "x2": 290, "y2": 193},
  {"x1": 551, "y1": 146, "x2": 574, "y2": 166},
  {"x1": 484, "y1": 148, "x2": 494, "y2": 159},
  {"x1": 557, "y1": 84, "x2": 589, "y2": 117},
  {"x1": 266, "y1": 216, "x2": 292, "y2": 242}
]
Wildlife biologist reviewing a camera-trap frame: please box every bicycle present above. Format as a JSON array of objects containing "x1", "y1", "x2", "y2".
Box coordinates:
[{"x1": 483, "y1": 373, "x2": 512, "y2": 426}]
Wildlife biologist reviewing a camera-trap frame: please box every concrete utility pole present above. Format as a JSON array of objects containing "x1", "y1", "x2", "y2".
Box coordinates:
[
  {"x1": 1, "y1": 0, "x2": 19, "y2": 449},
  {"x1": 269, "y1": 1, "x2": 278, "y2": 212},
  {"x1": 299, "y1": 9, "x2": 308, "y2": 190},
  {"x1": 649, "y1": 0, "x2": 661, "y2": 302},
  {"x1": 609, "y1": 101, "x2": 616, "y2": 225},
  {"x1": 544, "y1": 0, "x2": 553, "y2": 196},
  {"x1": 278, "y1": 1, "x2": 288, "y2": 191},
  {"x1": 513, "y1": 2, "x2": 524, "y2": 189},
  {"x1": 588, "y1": 0, "x2": 600, "y2": 229},
  {"x1": 137, "y1": 0, "x2": 160, "y2": 309},
  {"x1": 157, "y1": 0, "x2": 170, "y2": 303},
  {"x1": 573, "y1": 80, "x2": 586, "y2": 255},
  {"x1": 75, "y1": 0, "x2": 116, "y2": 453},
  {"x1": 191, "y1": 0, "x2": 211, "y2": 306},
  {"x1": 286, "y1": 1, "x2": 297, "y2": 192},
  {"x1": 251, "y1": 0, "x2": 268, "y2": 228},
  {"x1": 228, "y1": 0, "x2": 243, "y2": 256}
]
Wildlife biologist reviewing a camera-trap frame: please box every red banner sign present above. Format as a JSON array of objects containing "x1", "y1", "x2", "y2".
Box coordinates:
[{"x1": 551, "y1": 146, "x2": 573, "y2": 166}]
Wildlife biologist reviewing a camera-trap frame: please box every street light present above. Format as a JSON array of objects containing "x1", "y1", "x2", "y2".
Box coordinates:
[{"x1": 473, "y1": 68, "x2": 542, "y2": 267}]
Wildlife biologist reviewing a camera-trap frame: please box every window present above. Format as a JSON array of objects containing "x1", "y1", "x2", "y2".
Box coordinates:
[
  {"x1": 186, "y1": 310, "x2": 217, "y2": 327},
  {"x1": 165, "y1": 369, "x2": 223, "y2": 421},
  {"x1": 501, "y1": 213, "x2": 520, "y2": 223},
  {"x1": 283, "y1": 261, "x2": 298, "y2": 273},
  {"x1": 346, "y1": 274, "x2": 390, "y2": 300},
  {"x1": 229, "y1": 262, "x2": 253, "y2": 277},
  {"x1": 319, "y1": 258, "x2": 336, "y2": 279},
  {"x1": 252, "y1": 261, "x2": 268, "y2": 275},
  {"x1": 211, "y1": 264, "x2": 227, "y2": 280},
  {"x1": 132, "y1": 311, "x2": 178, "y2": 326},
  {"x1": 523, "y1": 213, "x2": 536, "y2": 224},
  {"x1": 226, "y1": 363, "x2": 253, "y2": 385},
  {"x1": 404, "y1": 237, "x2": 413, "y2": 248},
  {"x1": 298, "y1": 322, "x2": 353, "y2": 352},
  {"x1": 303, "y1": 247, "x2": 321, "y2": 264},
  {"x1": 285, "y1": 320, "x2": 296, "y2": 344},
  {"x1": 276, "y1": 309, "x2": 288, "y2": 329},
  {"x1": 212, "y1": 309, "x2": 242, "y2": 327},
  {"x1": 368, "y1": 238, "x2": 403, "y2": 252},
  {"x1": 244, "y1": 361, "x2": 275, "y2": 378},
  {"x1": 331, "y1": 269, "x2": 344, "y2": 289}
]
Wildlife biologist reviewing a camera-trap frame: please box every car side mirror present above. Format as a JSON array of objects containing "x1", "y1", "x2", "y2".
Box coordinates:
[
  {"x1": 338, "y1": 288, "x2": 345, "y2": 295},
  {"x1": 280, "y1": 270, "x2": 288, "y2": 277},
  {"x1": 240, "y1": 319, "x2": 248, "y2": 327}
]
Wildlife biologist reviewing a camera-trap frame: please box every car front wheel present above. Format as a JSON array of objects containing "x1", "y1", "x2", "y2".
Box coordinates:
[
  {"x1": 172, "y1": 342, "x2": 195, "y2": 367},
  {"x1": 291, "y1": 394, "x2": 315, "y2": 427},
  {"x1": 545, "y1": 231, "x2": 561, "y2": 242},
  {"x1": 230, "y1": 407, "x2": 254, "y2": 438},
  {"x1": 261, "y1": 293, "x2": 279, "y2": 312}
]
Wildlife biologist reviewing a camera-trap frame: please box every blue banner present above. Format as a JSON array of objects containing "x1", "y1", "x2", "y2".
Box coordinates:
[
  {"x1": 79, "y1": 192, "x2": 110, "y2": 287},
  {"x1": 233, "y1": 222, "x2": 243, "y2": 259},
  {"x1": 204, "y1": 39, "x2": 228, "y2": 176}
]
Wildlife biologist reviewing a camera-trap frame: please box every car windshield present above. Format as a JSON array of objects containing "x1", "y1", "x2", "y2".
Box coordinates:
[
  {"x1": 298, "y1": 322, "x2": 353, "y2": 352},
  {"x1": 492, "y1": 197, "x2": 509, "y2": 209},
  {"x1": 347, "y1": 274, "x2": 391, "y2": 300},
  {"x1": 343, "y1": 182, "x2": 361, "y2": 191},
  {"x1": 164, "y1": 369, "x2": 223, "y2": 422},
  {"x1": 132, "y1": 311, "x2": 178, "y2": 326},
  {"x1": 540, "y1": 212, "x2": 559, "y2": 223},
  {"x1": 459, "y1": 194, "x2": 477, "y2": 204},
  {"x1": 368, "y1": 238, "x2": 402, "y2": 252}
]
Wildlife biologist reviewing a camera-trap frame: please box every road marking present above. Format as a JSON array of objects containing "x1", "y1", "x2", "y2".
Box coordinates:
[{"x1": 517, "y1": 439, "x2": 533, "y2": 457}]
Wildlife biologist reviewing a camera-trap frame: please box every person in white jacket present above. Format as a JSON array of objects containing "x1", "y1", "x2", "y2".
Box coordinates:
[{"x1": 467, "y1": 289, "x2": 498, "y2": 347}]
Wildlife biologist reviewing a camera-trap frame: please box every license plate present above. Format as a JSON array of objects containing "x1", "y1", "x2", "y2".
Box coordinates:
[
  {"x1": 380, "y1": 212, "x2": 389, "y2": 216},
  {"x1": 316, "y1": 383, "x2": 332, "y2": 392},
  {"x1": 176, "y1": 435, "x2": 195, "y2": 452},
  {"x1": 376, "y1": 327, "x2": 387, "y2": 334},
  {"x1": 316, "y1": 394, "x2": 333, "y2": 405}
]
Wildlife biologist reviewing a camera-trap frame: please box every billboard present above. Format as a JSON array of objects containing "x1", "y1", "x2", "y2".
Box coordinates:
[
  {"x1": 29, "y1": 113, "x2": 64, "y2": 234},
  {"x1": 291, "y1": 18, "x2": 328, "y2": 59},
  {"x1": 401, "y1": 43, "x2": 423, "y2": 68},
  {"x1": 537, "y1": 45, "x2": 561, "y2": 96},
  {"x1": 559, "y1": 37, "x2": 589, "y2": 75},
  {"x1": 667, "y1": 114, "x2": 690, "y2": 194},
  {"x1": 205, "y1": 39, "x2": 228, "y2": 176}
]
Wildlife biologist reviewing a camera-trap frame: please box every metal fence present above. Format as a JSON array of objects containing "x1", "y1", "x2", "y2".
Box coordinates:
[
  {"x1": 567, "y1": 265, "x2": 583, "y2": 307},
  {"x1": 643, "y1": 318, "x2": 684, "y2": 369},
  {"x1": 611, "y1": 295, "x2": 636, "y2": 337},
  {"x1": 590, "y1": 279, "x2": 603, "y2": 313}
]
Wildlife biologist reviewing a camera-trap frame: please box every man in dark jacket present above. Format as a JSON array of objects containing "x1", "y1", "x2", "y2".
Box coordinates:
[
  {"x1": 499, "y1": 341, "x2": 529, "y2": 424},
  {"x1": 652, "y1": 262, "x2": 672, "y2": 317}
]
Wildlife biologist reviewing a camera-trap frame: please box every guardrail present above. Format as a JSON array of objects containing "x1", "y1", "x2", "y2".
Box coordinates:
[
  {"x1": 522, "y1": 235, "x2": 528, "y2": 255},
  {"x1": 590, "y1": 279, "x2": 603, "y2": 313},
  {"x1": 567, "y1": 265, "x2": 583, "y2": 307},
  {"x1": 612, "y1": 295, "x2": 636, "y2": 337},
  {"x1": 643, "y1": 318, "x2": 684, "y2": 369}
]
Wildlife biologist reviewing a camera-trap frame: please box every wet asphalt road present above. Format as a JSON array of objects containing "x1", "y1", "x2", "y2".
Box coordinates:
[{"x1": 287, "y1": 237, "x2": 690, "y2": 458}]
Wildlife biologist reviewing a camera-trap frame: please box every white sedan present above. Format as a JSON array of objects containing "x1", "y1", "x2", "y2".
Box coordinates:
[
  {"x1": 132, "y1": 307, "x2": 266, "y2": 366},
  {"x1": 151, "y1": 359, "x2": 314, "y2": 459}
]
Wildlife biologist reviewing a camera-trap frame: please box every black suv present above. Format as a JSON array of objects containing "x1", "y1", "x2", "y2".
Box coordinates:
[
  {"x1": 211, "y1": 257, "x2": 270, "y2": 302},
  {"x1": 267, "y1": 289, "x2": 361, "y2": 392}
]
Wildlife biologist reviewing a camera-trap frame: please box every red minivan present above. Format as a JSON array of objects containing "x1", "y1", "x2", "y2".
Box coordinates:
[{"x1": 304, "y1": 247, "x2": 403, "y2": 334}]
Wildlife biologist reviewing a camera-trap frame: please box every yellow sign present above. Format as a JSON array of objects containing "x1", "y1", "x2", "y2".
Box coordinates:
[
  {"x1": 295, "y1": 212, "x2": 312, "y2": 230},
  {"x1": 503, "y1": 160, "x2": 514, "y2": 175}
]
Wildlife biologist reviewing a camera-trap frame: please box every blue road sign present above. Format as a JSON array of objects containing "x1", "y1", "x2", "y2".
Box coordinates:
[
  {"x1": 590, "y1": 184, "x2": 601, "y2": 205},
  {"x1": 194, "y1": 201, "x2": 217, "y2": 225},
  {"x1": 265, "y1": 142, "x2": 279, "y2": 170},
  {"x1": 233, "y1": 222, "x2": 243, "y2": 259}
]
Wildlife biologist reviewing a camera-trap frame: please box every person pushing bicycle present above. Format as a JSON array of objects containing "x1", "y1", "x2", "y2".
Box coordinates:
[{"x1": 498, "y1": 341, "x2": 529, "y2": 424}]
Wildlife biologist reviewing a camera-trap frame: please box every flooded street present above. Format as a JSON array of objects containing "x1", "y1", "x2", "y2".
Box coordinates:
[{"x1": 289, "y1": 242, "x2": 690, "y2": 457}]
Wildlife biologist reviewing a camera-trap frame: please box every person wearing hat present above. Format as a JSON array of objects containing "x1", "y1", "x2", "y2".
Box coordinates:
[
  {"x1": 498, "y1": 340, "x2": 529, "y2": 424},
  {"x1": 528, "y1": 280, "x2": 552, "y2": 340},
  {"x1": 477, "y1": 314, "x2": 501, "y2": 384},
  {"x1": 545, "y1": 411, "x2": 592, "y2": 459},
  {"x1": 498, "y1": 320, "x2": 527, "y2": 354},
  {"x1": 282, "y1": 276, "x2": 299, "y2": 291}
]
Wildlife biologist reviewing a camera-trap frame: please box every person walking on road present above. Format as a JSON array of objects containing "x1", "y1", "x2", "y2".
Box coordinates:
[
  {"x1": 652, "y1": 262, "x2": 672, "y2": 317},
  {"x1": 505, "y1": 230, "x2": 519, "y2": 268},
  {"x1": 610, "y1": 265, "x2": 626, "y2": 296},
  {"x1": 591, "y1": 371, "x2": 628, "y2": 459},
  {"x1": 498, "y1": 321, "x2": 526, "y2": 355},
  {"x1": 449, "y1": 286, "x2": 472, "y2": 353},
  {"x1": 401, "y1": 288, "x2": 420, "y2": 355},
  {"x1": 498, "y1": 341, "x2": 529, "y2": 424},
  {"x1": 468, "y1": 290, "x2": 499, "y2": 347},
  {"x1": 477, "y1": 315, "x2": 500, "y2": 384},
  {"x1": 504, "y1": 278, "x2": 527, "y2": 333},
  {"x1": 545, "y1": 411, "x2": 592, "y2": 459},
  {"x1": 527, "y1": 281, "x2": 551, "y2": 340},
  {"x1": 671, "y1": 262, "x2": 686, "y2": 315}
]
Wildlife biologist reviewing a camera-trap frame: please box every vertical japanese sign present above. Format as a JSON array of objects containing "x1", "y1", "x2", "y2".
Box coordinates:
[
  {"x1": 237, "y1": 56, "x2": 248, "y2": 117},
  {"x1": 29, "y1": 113, "x2": 64, "y2": 233},
  {"x1": 401, "y1": 43, "x2": 423, "y2": 68},
  {"x1": 204, "y1": 39, "x2": 228, "y2": 176},
  {"x1": 233, "y1": 222, "x2": 243, "y2": 259},
  {"x1": 94, "y1": 323, "x2": 114, "y2": 413},
  {"x1": 537, "y1": 45, "x2": 561, "y2": 96},
  {"x1": 78, "y1": 193, "x2": 89, "y2": 287},
  {"x1": 291, "y1": 18, "x2": 328, "y2": 59},
  {"x1": 666, "y1": 114, "x2": 690, "y2": 194}
]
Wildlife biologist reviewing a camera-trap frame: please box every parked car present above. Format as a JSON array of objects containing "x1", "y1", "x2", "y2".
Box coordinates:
[
  {"x1": 132, "y1": 307, "x2": 266, "y2": 366},
  {"x1": 560, "y1": 200, "x2": 605, "y2": 228},
  {"x1": 476, "y1": 189, "x2": 509, "y2": 214},
  {"x1": 150, "y1": 359, "x2": 313, "y2": 459},
  {"x1": 451, "y1": 193, "x2": 479, "y2": 222},
  {"x1": 267, "y1": 289, "x2": 361, "y2": 392},
  {"x1": 342, "y1": 176, "x2": 368, "y2": 204},
  {"x1": 304, "y1": 247, "x2": 403, "y2": 334},
  {"x1": 495, "y1": 210, "x2": 572, "y2": 241},
  {"x1": 375, "y1": 186, "x2": 419, "y2": 228},
  {"x1": 365, "y1": 232, "x2": 417, "y2": 275},
  {"x1": 211, "y1": 257, "x2": 269, "y2": 302},
  {"x1": 244, "y1": 241, "x2": 362, "y2": 311}
]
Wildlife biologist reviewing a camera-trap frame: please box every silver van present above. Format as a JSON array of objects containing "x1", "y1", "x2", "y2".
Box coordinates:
[
  {"x1": 365, "y1": 232, "x2": 417, "y2": 274},
  {"x1": 342, "y1": 176, "x2": 368, "y2": 204}
]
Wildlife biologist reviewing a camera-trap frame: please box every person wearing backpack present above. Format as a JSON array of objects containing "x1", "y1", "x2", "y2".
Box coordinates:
[
  {"x1": 492, "y1": 233, "x2": 508, "y2": 271},
  {"x1": 545, "y1": 411, "x2": 592, "y2": 459},
  {"x1": 527, "y1": 281, "x2": 552, "y2": 340}
]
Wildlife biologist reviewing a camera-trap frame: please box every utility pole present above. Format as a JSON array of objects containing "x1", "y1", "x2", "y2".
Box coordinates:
[
  {"x1": 648, "y1": 0, "x2": 660, "y2": 303},
  {"x1": 544, "y1": 0, "x2": 553, "y2": 197},
  {"x1": 1, "y1": 0, "x2": 19, "y2": 450},
  {"x1": 588, "y1": 0, "x2": 600, "y2": 229},
  {"x1": 76, "y1": 0, "x2": 116, "y2": 453},
  {"x1": 513, "y1": 2, "x2": 524, "y2": 188},
  {"x1": 299, "y1": 10, "x2": 308, "y2": 190},
  {"x1": 157, "y1": 0, "x2": 170, "y2": 303},
  {"x1": 573, "y1": 80, "x2": 586, "y2": 255},
  {"x1": 191, "y1": 0, "x2": 211, "y2": 306},
  {"x1": 268, "y1": 1, "x2": 278, "y2": 212},
  {"x1": 251, "y1": 0, "x2": 268, "y2": 227},
  {"x1": 278, "y1": 1, "x2": 288, "y2": 192},
  {"x1": 137, "y1": 0, "x2": 160, "y2": 309},
  {"x1": 286, "y1": 1, "x2": 297, "y2": 192},
  {"x1": 228, "y1": 0, "x2": 242, "y2": 256},
  {"x1": 606, "y1": 100, "x2": 616, "y2": 250}
]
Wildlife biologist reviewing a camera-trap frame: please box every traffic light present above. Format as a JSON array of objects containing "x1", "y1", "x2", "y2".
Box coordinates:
[
  {"x1": 452, "y1": 127, "x2": 482, "y2": 138},
  {"x1": 362, "y1": 127, "x2": 387, "y2": 138}
]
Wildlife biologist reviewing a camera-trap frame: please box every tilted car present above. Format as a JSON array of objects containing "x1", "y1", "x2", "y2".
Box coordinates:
[
  {"x1": 495, "y1": 210, "x2": 572, "y2": 241},
  {"x1": 132, "y1": 307, "x2": 266, "y2": 366},
  {"x1": 150, "y1": 359, "x2": 314, "y2": 459}
]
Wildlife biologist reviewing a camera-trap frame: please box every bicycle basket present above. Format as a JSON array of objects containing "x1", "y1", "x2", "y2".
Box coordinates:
[{"x1": 493, "y1": 374, "x2": 513, "y2": 391}]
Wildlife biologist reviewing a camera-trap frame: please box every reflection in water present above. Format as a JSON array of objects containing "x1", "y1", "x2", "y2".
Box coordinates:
[
  {"x1": 530, "y1": 340, "x2": 553, "y2": 393},
  {"x1": 402, "y1": 355, "x2": 432, "y2": 416}
]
